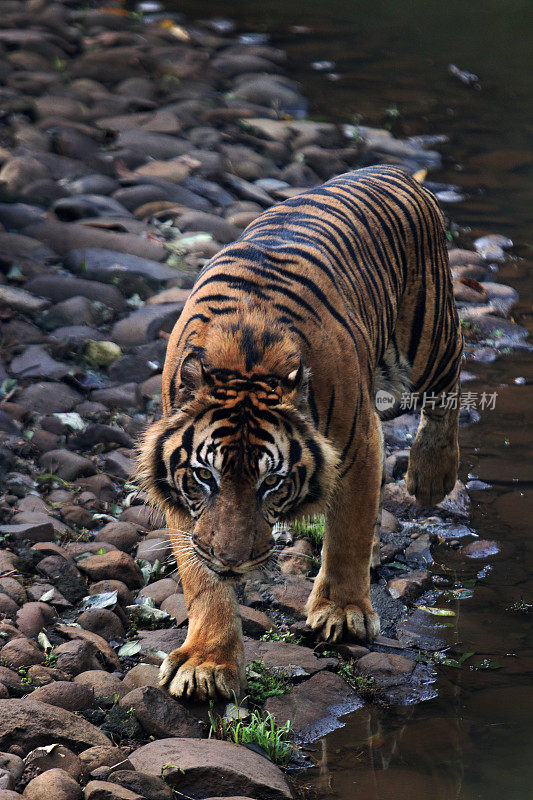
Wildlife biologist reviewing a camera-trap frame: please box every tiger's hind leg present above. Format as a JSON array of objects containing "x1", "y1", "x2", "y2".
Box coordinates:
[{"x1": 406, "y1": 382, "x2": 460, "y2": 507}]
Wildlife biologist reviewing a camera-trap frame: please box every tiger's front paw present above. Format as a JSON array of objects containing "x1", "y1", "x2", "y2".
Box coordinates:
[
  {"x1": 406, "y1": 444, "x2": 458, "y2": 507},
  {"x1": 159, "y1": 645, "x2": 244, "y2": 702},
  {"x1": 306, "y1": 597, "x2": 380, "y2": 643}
]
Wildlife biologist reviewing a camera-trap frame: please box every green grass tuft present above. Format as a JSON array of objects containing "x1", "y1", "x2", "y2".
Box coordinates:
[
  {"x1": 208, "y1": 701, "x2": 295, "y2": 766},
  {"x1": 292, "y1": 515, "x2": 325, "y2": 551},
  {"x1": 246, "y1": 660, "x2": 290, "y2": 704}
]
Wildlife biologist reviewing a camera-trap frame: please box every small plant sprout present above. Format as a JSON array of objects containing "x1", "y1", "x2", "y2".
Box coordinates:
[
  {"x1": 260, "y1": 628, "x2": 303, "y2": 644},
  {"x1": 208, "y1": 697, "x2": 296, "y2": 767}
]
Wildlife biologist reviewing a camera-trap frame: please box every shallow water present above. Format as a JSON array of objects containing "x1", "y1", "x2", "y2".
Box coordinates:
[{"x1": 169, "y1": 1, "x2": 533, "y2": 796}]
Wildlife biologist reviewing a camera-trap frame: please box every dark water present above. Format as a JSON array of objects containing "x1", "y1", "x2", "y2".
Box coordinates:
[{"x1": 168, "y1": 2, "x2": 533, "y2": 797}]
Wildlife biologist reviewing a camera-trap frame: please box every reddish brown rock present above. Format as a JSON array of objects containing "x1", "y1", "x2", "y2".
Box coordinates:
[
  {"x1": 22, "y1": 768, "x2": 82, "y2": 800},
  {"x1": 77, "y1": 552, "x2": 143, "y2": 589},
  {"x1": 0, "y1": 700, "x2": 109, "y2": 753},
  {"x1": 160, "y1": 594, "x2": 187, "y2": 626},
  {"x1": 94, "y1": 523, "x2": 139, "y2": 553},
  {"x1": 74, "y1": 671, "x2": 127, "y2": 706},
  {"x1": 128, "y1": 738, "x2": 292, "y2": 800},
  {"x1": 78, "y1": 747, "x2": 133, "y2": 776},
  {"x1": 24, "y1": 745, "x2": 82, "y2": 780},
  {"x1": 78, "y1": 609, "x2": 125, "y2": 642},
  {"x1": 265, "y1": 670, "x2": 363, "y2": 741},
  {"x1": 0, "y1": 638, "x2": 46, "y2": 670},
  {"x1": 28, "y1": 681, "x2": 94, "y2": 712},
  {"x1": 118, "y1": 686, "x2": 202, "y2": 739},
  {"x1": 15, "y1": 602, "x2": 57, "y2": 637}
]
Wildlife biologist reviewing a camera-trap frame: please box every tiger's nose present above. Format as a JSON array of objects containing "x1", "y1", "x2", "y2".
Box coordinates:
[{"x1": 217, "y1": 554, "x2": 244, "y2": 568}]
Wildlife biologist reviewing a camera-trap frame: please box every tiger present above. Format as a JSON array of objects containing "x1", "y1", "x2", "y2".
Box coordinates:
[{"x1": 139, "y1": 164, "x2": 463, "y2": 701}]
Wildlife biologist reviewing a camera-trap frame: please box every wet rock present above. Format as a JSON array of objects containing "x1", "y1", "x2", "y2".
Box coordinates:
[
  {"x1": 128, "y1": 738, "x2": 292, "y2": 800},
  {"x1": 119, "y1": 686, "x2": 203, "y2": 739},
  {"x1": 265, "y1": 670, "x2": 362, "y2": 741},
  {"x1": 232, "y1": 74, "x2": 306, "y2": 115},
  {"x1": 106, "y1": 771, "x2": 173, "y2": 800},
  {"x1": 381, "y1": 509, "x2": 401, "y2": 534},
  {"x1": 356, "y1": 651, "x2": 414, "y2": 685},
  {"x1": 40, "y1": 450, "x2": 96, "y2": 481},
  {"x1": 0, "y1": 700, "x2": 109, "y2": 753},
  {"x1": 28, "y1": 681, "x2": 95, "y2": 713},
  {"x1": 404, "y1": 534, "x2": 433, "y2": 567},
  {"x1": 23, "y1": 768, "x2": 83, "y2": 800},
  {"x1": 460, "y1": 539, "x2": 500, "y2": 558},
  {"x1": 388, "y1": 569, "x2": 431, "y2": 601},
  {"x1": 74, "y1": 672, "x2": 127, "y2": 707},
  {"x1": 17, "y1": 382, "x2": 82, "y2": 415},
  {"x1": 78, "y1": 609, "x2": 125, "y2": 642},
  {"x1": 77, "y1": 552, "x2": 143, "y2": 589}
]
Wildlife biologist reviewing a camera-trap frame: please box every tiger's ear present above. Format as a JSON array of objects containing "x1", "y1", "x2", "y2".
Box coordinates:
[
  {"x1": 282, "y1": 361, "x2": 311, "y2": 413},
  {"x1": 177, "y1": 352, "x2": 212, "y2": 403}
]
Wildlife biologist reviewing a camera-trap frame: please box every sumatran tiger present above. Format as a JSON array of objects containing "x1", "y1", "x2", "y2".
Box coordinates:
[{"x1": 139, "y1": 165, "x2": 463, "y2": 701}]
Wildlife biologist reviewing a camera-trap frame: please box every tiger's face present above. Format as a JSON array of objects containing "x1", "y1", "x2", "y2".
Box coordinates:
[{"x1": 140, "y1": 353, "x2": 338, "y2": 580}]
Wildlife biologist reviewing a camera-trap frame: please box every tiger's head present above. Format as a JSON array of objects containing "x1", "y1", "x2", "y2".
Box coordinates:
[{"x1": 139, "y1": 319, "x2": 338, "y2": 580}]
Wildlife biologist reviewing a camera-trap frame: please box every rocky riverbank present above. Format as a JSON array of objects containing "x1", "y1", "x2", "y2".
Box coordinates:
[{"x1": 0, "y1": 1, "x2": 528, "y2": 798}]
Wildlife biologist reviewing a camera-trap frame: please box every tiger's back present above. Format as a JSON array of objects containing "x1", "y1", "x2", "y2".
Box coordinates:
[{"x1": 163, "y1": 165, "x2": 462, "y2": 476}]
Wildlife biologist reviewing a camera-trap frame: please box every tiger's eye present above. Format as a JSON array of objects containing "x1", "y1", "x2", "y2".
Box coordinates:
[
  {"x1": 197, "y1": 468, "x2": 212, "y2": 481},
  {"x1": 263, "y1": 474, "x2": 280, "y2": 487}
]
